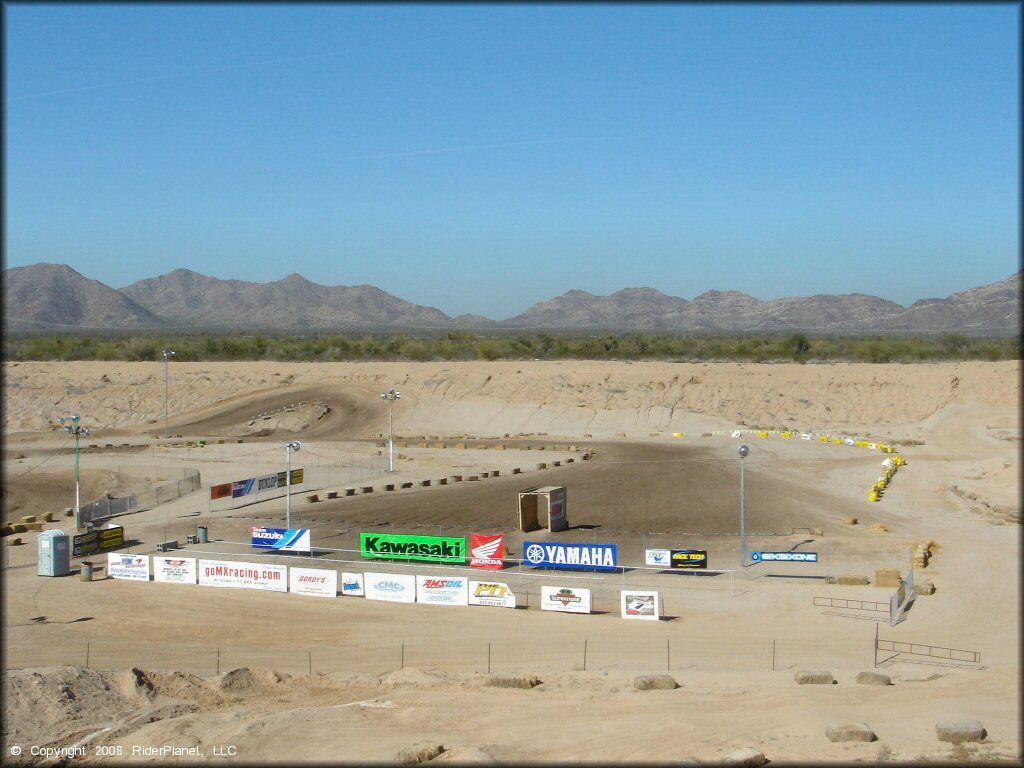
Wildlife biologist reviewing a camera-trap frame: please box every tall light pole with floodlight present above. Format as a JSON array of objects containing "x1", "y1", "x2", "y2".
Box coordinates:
[
  {"x1": 162, "y1": 349, "x2": 175, "y2": 438},
  {"x1": 380, "y1": 388, "x2": 401, "y2": 472},
  {"x1": 738, "y1": 444, "x2": 749, "y2": 567},
  {"x1": 58, "y1": 414, "x2": 92, "y2": 531},
  {"x1": 285, "y1": 440, "x2": 301, "y2": 529}
]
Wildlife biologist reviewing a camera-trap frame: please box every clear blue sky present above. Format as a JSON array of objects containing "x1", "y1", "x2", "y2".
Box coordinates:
[{"x1": 4, "y1": 3, "x2": 1019, "y2": 320}]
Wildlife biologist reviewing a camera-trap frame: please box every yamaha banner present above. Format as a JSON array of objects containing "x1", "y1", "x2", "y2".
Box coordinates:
[
  {"x1": 523, "y1": 541, "x2": 618, "y2": 572},
  {"x1": 251, "y1": 526, "x2": 311, "y2": 553}
]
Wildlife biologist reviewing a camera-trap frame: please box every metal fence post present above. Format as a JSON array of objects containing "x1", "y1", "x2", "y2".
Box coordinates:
[
  {"x1": 488, "y1": 642, "x2": 491, "y2": 674},
  {"x1": 583, "y1": 639, "x2": 587, "y2": 671}
]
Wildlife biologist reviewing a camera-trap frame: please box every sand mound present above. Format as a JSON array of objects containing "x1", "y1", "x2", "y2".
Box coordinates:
[
  {"x1": 379, "y1": 667, "x2": 449, "y2": 687},
  {"x1": 218, "y1": 667, "x2": 290, "y2": 694}
]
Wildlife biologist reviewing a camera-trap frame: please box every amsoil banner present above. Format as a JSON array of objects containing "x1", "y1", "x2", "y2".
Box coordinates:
[
  {"x1": 524, "y1": 541, "x2": 618, "y2": 572},
  {"x1": 670, "y1": 549, "x2": 708, "y2": 569},
  {"x1": 153, "y1": 556, "x2": 198, "y2": 584},
  {"x1": 360, "y1": 532, "x2": 465, "y2": 564},
  {"x1": 540, "y1": 585, "x2": 592, "y2": 614},
  {"x1": 621, "y1": 590, "x2": 660, "y2": 621},
  {"x1": 416, "y1": 575, "x2": 469, "y2": 606},
  {"x1": 364, "y1": 572, "x2": 416, "y2": 603},
  {"x1": 198, "y1": 559, "x2": 287, "y2": 592},
  {"x1": 107, "y1": 553, "x2": 150, "y2": 581},
  {"x1": 289, "y1": 567, "x2": 337, "y2": 598},
  {"x1": 469, "y1": 533, "x2": 504, "y2": 570},
  {"x1": 341, "y1": 572, "x2": 364, "y2": 596},
  {"x1": 469, "y1": 581, "x2": 517, "y2": 608},
  {"x1": 251, "y1": 526, "x2": 311, "y2": 553}
]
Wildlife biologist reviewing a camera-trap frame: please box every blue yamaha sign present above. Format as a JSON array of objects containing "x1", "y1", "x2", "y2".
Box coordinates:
[{"x1": 523, "y1": 541, "x2": 618, "y2": 572}]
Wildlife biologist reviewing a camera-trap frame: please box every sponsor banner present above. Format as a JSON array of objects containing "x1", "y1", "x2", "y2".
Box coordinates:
[
  {"x1": 548, "y1": 487, "x2": 566, "y2": 520},
  {"x1": 645, "y1": 549, "x2": 671, "y2": 567},
  {"x1": 360, "y1": 532, "x2": 465, "y2": 564},
  {"x1": 468, "y1": 580, "x2": 517, "y2": 609},
  {"x1": 469, "y1": 533, "x2": 505, "y2": 570},
  {"x1": 289, "y1": 468, "x2": 304, "y2": 485},
  {"x1": 107, "y1": 552, "x2": 150, "y2": 581},
  {"x1": 153, "y1": 556, "x2": 198, "y2": 584},
  {"x1": 251, "y1": 526, "x2": 312, "y2": 553},
  {"x1": 289, "y1": 567, "x2": 337, "y2": 598},
  {"x1": 540, "y1": 585, "x2": 592, "y2": 614},
  {"x1": 198, "y1": 559, "x2": 287, "y2": 592},
  {"x1": 364, "y1": 572, "x2": 416, "y2": 603},
  {"x1": 232, "y1": 478, "x2": 255, "y2": 498},
  {"x1": 670, "y1": 549, "x2": 708, "y2": 569},
  {"x1": 72, "y1": 526, "x2": 125, "y2": 557},
  {"x1": 255, "y1": 473, "x2": 281, "y2": 493},
  {"x1": 524, "y1": 541, "x2": 618, "y2": 572},
  {"x1": 621, "y1": 590, "x2": 660, "y2": 621},
  {"x1": 341, "y1": 572, "x2": 364, "y2": 596},
  {"x1": 750, "y1": 551, "x2": 819, "y2": 563},
  {"x1": 416, "y1": 575, "x2": 470, "y2": 606},
  {"x1": 210, "y1": 482, "x2": 232, "y2": 500}
]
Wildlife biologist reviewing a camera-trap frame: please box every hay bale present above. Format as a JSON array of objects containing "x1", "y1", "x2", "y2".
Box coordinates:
[
  {"x1": 856, "y1": 671, "x2": 892, "y2": 686},
  {"x1": 20, "y1": 515, "x2": 37, "y2": 524},
  {"x1": 633, "y1": 674, "x2": 678, "y2": 690},
  {"x1": 874, "y1": 568, "x2": 902, "y2": 588},
  {"x1": 0, "y1": 525, "x2": 14, "y2": 537},
  {"x1": 867, "y1": 523, "x2": 888, "y2": 534},
  {"x1": 24, "y1": 523, "x2": 44, "y2": 532},
  {"x1": 794, "y1": 670, "x2": 834, "y2": 685},
  {"x1": 13, "y1": 524, "x2": 28, "y2": 533},
  {"x1": 841, "y1": 516, "x2": 858, "y2": 525},
  {"x1": 837, "y1": 575, "x2": 870, "y2": 585},
  {"x1": 719, "y1": 747, "x2": 767, "y2": 767},
  {"x1": 936, "y1": 720, "x2": 986, "y2": 744},
  {"x1": 914, "y1": 581, "x2": 936, "y2": 596},
  {"x1": 396, "y1": 743, "x2": 445, "y2": 764},
  {"x1": 826, "y1": 723, "x2": 877, "y2": 742},
  {"x1": 487, "y1": 674, "x2": 541, "y2": 689},
  {"x1": 434, "y1": 442, "x2": 446, "y2": 449},
  {"x1": 5, "y1": 537, "x2": 23, "y2": 546}
]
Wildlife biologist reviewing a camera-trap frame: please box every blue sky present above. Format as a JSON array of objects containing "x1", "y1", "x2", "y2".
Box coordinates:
[{"x1": 4, "y1": 3, "x2": 1019, "y2": 320}]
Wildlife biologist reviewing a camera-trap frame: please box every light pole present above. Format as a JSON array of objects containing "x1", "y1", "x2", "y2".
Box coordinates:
[
  {"x1": 162, "y1": 349, "x2": 175, "y2": 438},
  {"x1": 380, "y1": 388, "x2": 401, "y2": 472},
  {"x1": 285, "y1": 440, "x2": 301, "y2": 529},
  {"x1": 738, "y1": 444, "x2": 749, "y2": 568},
  {"x1": 58, "y1": 414, "x2": 92, "y2": 531}
]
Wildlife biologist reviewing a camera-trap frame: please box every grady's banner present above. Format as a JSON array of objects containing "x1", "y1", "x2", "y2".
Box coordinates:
[
  {"x1": 523, "y1": 541, "x2": 618, "y2": 572},
  {"x1": 360, "y1": 532, "x2": 465, "y2": 564}
]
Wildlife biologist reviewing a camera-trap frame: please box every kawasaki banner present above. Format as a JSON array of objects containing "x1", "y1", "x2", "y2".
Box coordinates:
[
  {"x1": 360, "y1": 532, "x2": 466, "y2": 564},
  {"x1": 523, "y1": 541, "x2": 618, "y2": 572}
]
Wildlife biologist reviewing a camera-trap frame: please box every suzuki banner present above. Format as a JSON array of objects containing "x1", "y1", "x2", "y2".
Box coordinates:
[
  {"x1": 364, "y1": 572, "x2": 416, "y2": 603},
  {"x1": 468, "y1": 580, "x2": 517, "y2": 608},
  {"x1": 524, "y1": 541, "x2": 618, "y2": 572},
  {"x1": 289, "y1": 567, "x2": 337, "y2": 598},
  {"x1": 107, "y1": 553, "x2": 150, "y2": 581},
  {"x1": 540, "y1": 585, "x2": 592, "y2": 614},
  {"x1": 469, "y1": 533, "x2": 505, "y2": 569},
  {"x1": 251, "y1": 526, "x2": 311, "y2": 553},
  {"x1": 153, "y1": 556, "x2": 198, "y2": 584},
  {"x1": 198, "y1": 559, "x2": 287, "y2": 592},
  {"x1": 416, "y1": 575, "x2": 470, "y2": 606},
  {"x1": 360, "y1": 532, "x2": 466, "y2": 564}
]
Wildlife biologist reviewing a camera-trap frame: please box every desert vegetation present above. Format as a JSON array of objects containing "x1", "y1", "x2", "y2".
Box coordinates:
[{"x1": 2, "y1": 330, "x2": 1019, "y2": 364}]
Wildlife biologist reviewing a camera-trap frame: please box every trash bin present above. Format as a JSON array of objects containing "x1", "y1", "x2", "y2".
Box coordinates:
[
  {"x1": 81, "y1": 561, "x2": 94, "y2": 581},
  {"x1": 197, "y1": 526, "x2": 208, "y2": 544}
]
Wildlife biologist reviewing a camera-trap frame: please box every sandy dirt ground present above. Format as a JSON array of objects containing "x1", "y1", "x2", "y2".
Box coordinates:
[{"x1": 1, "y1": 360, "x2": 1020, "y2": 765}]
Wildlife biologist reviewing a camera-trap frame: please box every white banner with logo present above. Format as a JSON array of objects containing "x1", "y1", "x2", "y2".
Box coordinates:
[
  {"x1": 364, "y1": 572, "x2": 416, "y2": 603},
  {"x1": 416, "y1": 575, "x2": 469, "y2": 606},
  {"x1": 540, "y1": 585, "x2": 592, "y2": 614},
  {"x1": 153, "y1": 556, "x2": 198, "y2": 584},
  {"x1": 198, "y1": 559, "x2": 287, "y2": 592},
  {"x1": 621, "y1": 590, "x2": 660, "y2": 621},
  {"x1": 645, "y1": 549, "x2": 671, "y2": 567},
  {"x1": 107, "y1": 552, "x2": 150, "y2": 581},
  {"x1": 289, "y1": 567, "x2": 338, "y2": 598},
  {"x1": 468, "y1": 580, "x2": 517, "y2": 608},
  {"x1": 341, "y1": 572, "x2": 364, "y2": 597}
]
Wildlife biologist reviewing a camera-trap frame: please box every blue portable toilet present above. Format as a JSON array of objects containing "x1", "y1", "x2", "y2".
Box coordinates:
[{"x1": 37, "y1": 530, "x2": 71, "y2": 577}]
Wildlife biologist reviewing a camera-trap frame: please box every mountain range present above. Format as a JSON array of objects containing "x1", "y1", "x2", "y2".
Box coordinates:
[{"x1": 3, "y1": 263, "x2": 1019, "y2": 336}]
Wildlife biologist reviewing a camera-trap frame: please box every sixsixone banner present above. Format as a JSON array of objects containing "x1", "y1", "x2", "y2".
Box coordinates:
[{"x1": 101, "y1": 554, "x2": 656, "y2": 619}]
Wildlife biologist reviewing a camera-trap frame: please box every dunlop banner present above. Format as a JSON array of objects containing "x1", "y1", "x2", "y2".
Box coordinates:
[
  {"x1": 360, "y1": 532, "x2": 466, "y2": 564},
  {"x1": 670, "y1": 549, "x2": 708, "y2": 569}
]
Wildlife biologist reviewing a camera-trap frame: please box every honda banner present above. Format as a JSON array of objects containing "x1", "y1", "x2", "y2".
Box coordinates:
[{"x1": 469, "y1": 533, "x2": 504, "y2": 569}]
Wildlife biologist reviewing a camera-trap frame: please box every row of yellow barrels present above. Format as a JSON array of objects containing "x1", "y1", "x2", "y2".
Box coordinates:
[{"x1": 868, "y1": 454, "x2": 904, "y2": 502}]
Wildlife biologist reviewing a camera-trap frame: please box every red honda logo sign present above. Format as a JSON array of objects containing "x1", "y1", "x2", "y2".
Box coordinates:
[{"x1": 469, "y1": 533, "x2": 504, "y2": 570}]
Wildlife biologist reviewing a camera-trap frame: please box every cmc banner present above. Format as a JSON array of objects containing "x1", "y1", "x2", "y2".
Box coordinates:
[
  {"x1": 251, "y1": 526, "x2": 311, "y2": 553},
  {"x1": 645, "y1": 549, "x2": 671, "y2": 567},
  {"x1": 540, "y1": 585, "x2": 592, "y2": 614},
  {"x1": 341, "y1": 572, "x2": 364, "y2": 596},
  {"x1": 153, "y1": 556, "x2": 197, "y2": 584},
  {"x1": 469, "y1": 533, "x2": 504, "y2": 569},
  {"x1": 360, "y1": 532, "x2": 466, "y2": 564},
  {"x1": 198, "y1": 559, "x2": 287, "y2": 592},
  {"x1": 107, "y1": 553, "x2": 150, "y2": 581},
  {"x1": 289, "y1": 567, "x2": 337, "y2": 598},
  {"x1": 468, "y1": 580, "x2": 517, "y2": 609},
  {"x1": 524, "y1": 541, "x2": 618, "y2": 572},
  {"x1": 750, "y1": 551, "x2": 818, "y2": 562},
  {"x1": 364, "y1": 572, "x2": 416, "y2": 603},
  {"x1": 670, "y1": 550, "x2": 708, "y2": 569},
  {"x1": 416, "y1": 575, "x2": 470, "y2": 606},
  {"x1": 621, "y1": 590, "x2": 660, "y2": 621}
]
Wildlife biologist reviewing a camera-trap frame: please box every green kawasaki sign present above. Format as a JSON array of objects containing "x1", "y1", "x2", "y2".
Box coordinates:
[{"x1": 360, "y1": 532, "x2": 466, "y2": 564}]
